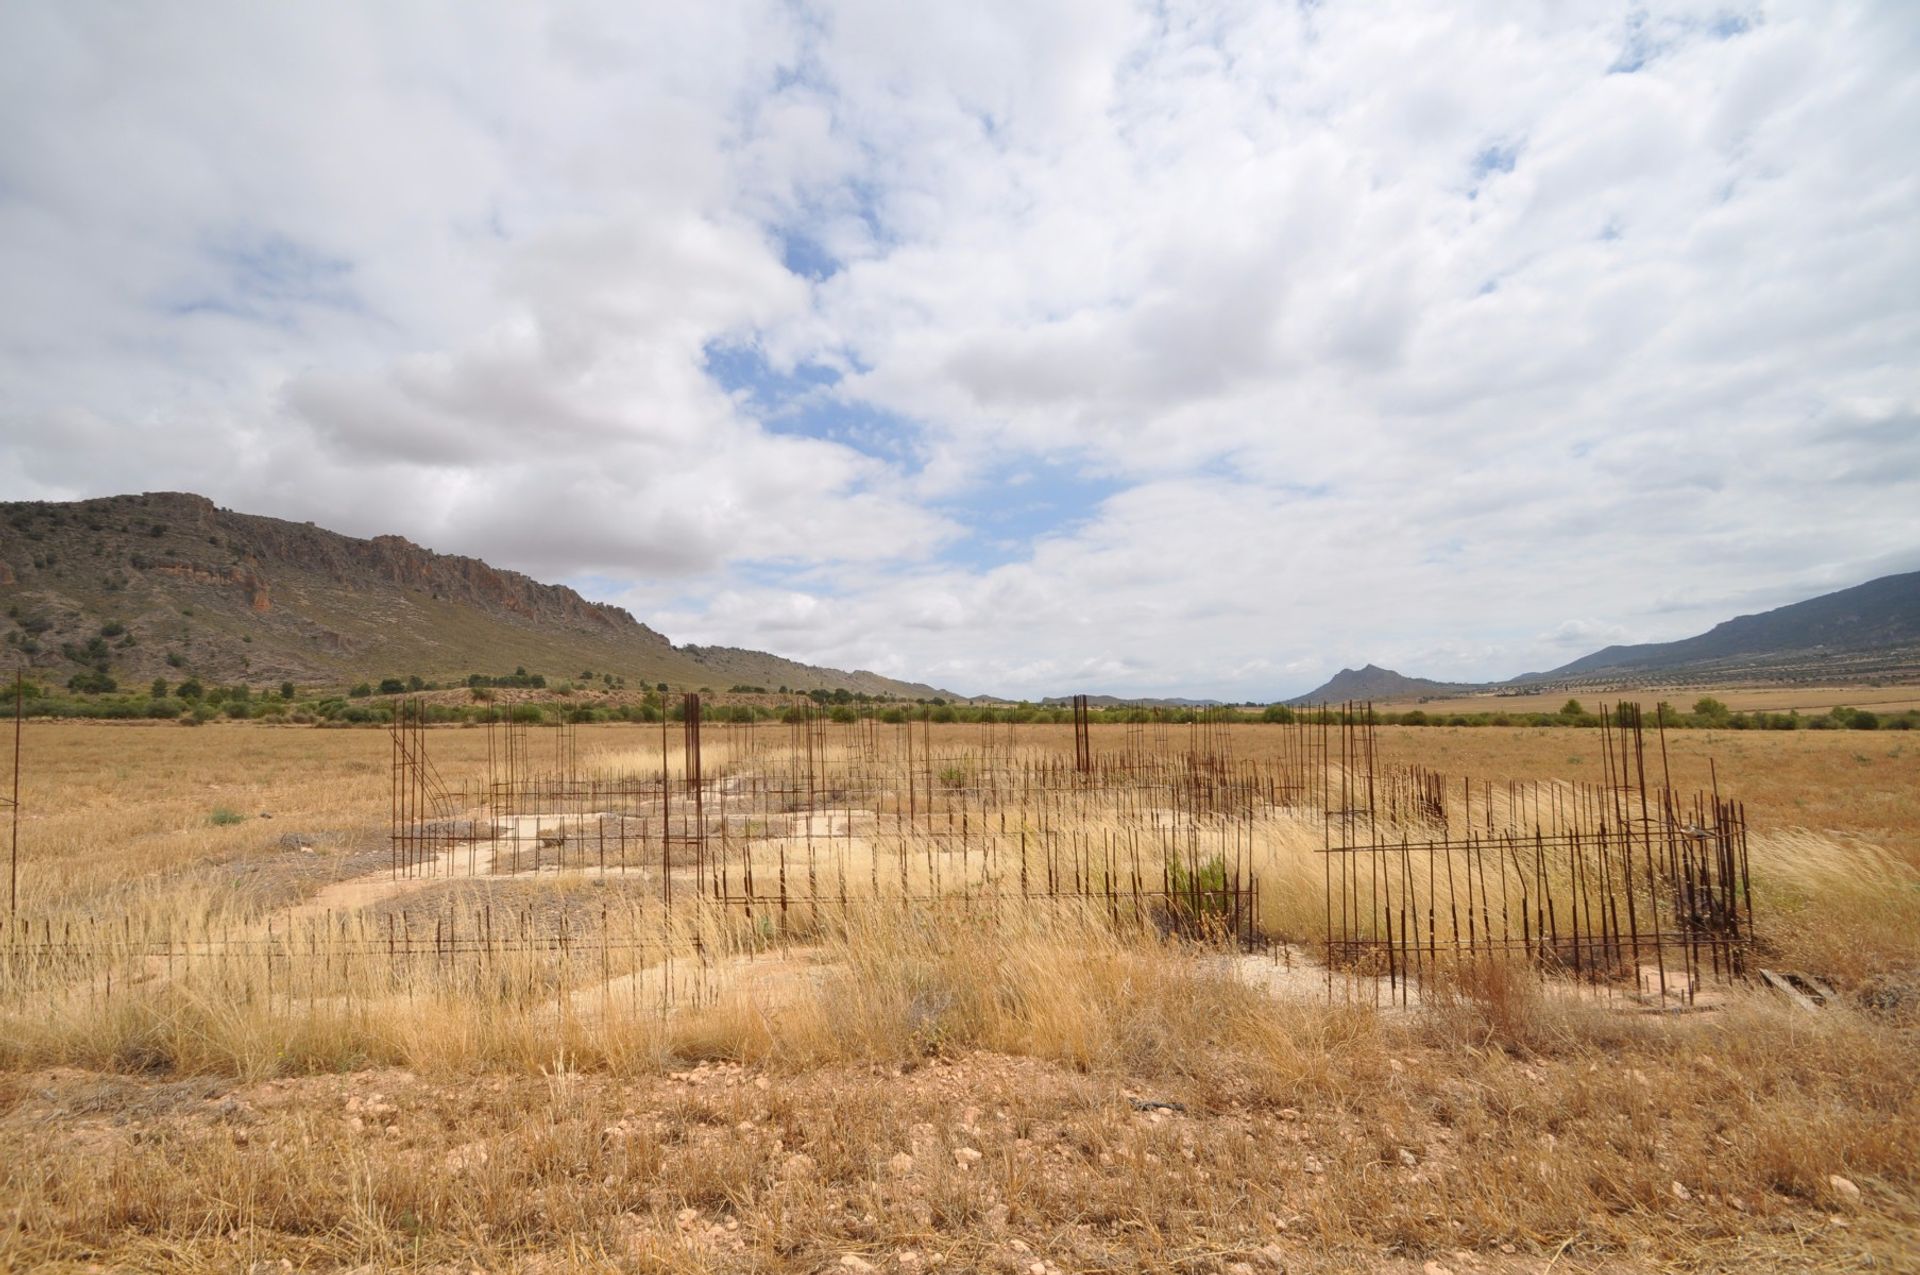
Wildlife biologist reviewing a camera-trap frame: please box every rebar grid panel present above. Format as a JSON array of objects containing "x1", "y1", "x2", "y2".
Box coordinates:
[
  {"x1": 4, "y1": 694, "x2": 1763, "y2": 1017},
  {"x1": 1317, "y1": 703, "x2": 1752, "y2": 1007}
]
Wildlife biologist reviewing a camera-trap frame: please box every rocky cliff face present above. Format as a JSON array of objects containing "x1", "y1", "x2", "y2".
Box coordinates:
[
  {"x1": 133, "y1": 492, "x2": 669, "y2": 643},
  {"x1": 0, "y1": 491, "x2": 946, "y2": 695}
]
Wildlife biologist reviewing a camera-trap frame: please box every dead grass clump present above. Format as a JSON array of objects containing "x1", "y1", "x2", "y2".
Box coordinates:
[{"x1": 1751, "y1": 829, "x2": 1920, "y2": 986}]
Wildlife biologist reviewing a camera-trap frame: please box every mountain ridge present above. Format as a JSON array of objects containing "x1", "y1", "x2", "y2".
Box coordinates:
[
  {"x1": 0, "y1": 491, "x2": 953, "y2": 698},
  {"x1": 1289, "y1": 570, "x2": 1920, "y2": 703},
  {"x1": 1284, "y1": 663, "x2": 1475, "y2": 705},
  {"x1": 1529, "y1": 570, "x2": 1920, "y2": 679}
]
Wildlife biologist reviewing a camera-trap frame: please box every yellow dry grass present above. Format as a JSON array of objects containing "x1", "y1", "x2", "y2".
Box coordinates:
[{"x1": 1, "y1": 720, "x2": 1917, "y2": 1271}]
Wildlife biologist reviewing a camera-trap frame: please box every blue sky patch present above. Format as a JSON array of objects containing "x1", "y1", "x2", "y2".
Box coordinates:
[
  {"x1": 704, "y1": 339, "x2": 919, "y2": 464},
  {"x1": 932, "y1": 457, "x2": 1124, "y2": 571},
  {"x1": 164, "y1": 230, "x2": 358, "y2": 326},
  {"x1": 777, "y1": 229, "x2": 840, "y2": 281}
]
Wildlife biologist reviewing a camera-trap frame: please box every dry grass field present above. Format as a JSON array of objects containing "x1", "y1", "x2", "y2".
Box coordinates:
[{"x1": 2, "y1": 720, "x2": 1917, "y2": 1273}]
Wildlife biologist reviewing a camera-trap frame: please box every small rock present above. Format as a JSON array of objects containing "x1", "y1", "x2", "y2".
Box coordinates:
[
  {"x1": 1829, "y1": 1174, "x2": 1861, "y2": 1202},
  {"x1": 953, "y1": 1146, "x2": 982, "y2": 1166},
  {"x1": 1301, "y1": 1155, "x2": 1324, "y2": 1175},
  {"x1": 1671, "y1": 1181, "x2": 1692, "y2": 1202},
  {"x1": 841, "y1": 1257, "x2": 876, "y2": 1273},
  {"x1": 1422, "y1": 1263, "x2": 1453, "y2": 1275},
  {"x1": 889, "y1": 1151, "x2": 915, "y2": 1176},
  {"x1": 1398, "y1": 1148, "x2": 1418, "y2": 1167}
]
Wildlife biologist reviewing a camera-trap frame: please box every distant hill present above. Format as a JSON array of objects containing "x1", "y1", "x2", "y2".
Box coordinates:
[
  {"x1": 0, "y1": 492, "x2": 953, "y2": 697},
  {"x1": 1286, "y1": 664, "x2": 1473, "y2": 705},
  {"x1": 1530, "y1": 570, "x2": 1920, "y2": 681},
  {"x1": 1292, "y1": 571, "x2": 1920, "y2": 703},
  {"x1": 1039, "y1": 694, "x2": 1224, "y2": 708}
]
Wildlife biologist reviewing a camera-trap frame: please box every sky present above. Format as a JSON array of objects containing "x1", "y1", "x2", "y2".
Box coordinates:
[{"x1": 2, "y1": 2, "x2": 1917, "y2": 700}]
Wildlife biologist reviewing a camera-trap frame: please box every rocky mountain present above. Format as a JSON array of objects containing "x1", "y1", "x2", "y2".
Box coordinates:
[
  {"x1": 1285, "y1": 664, "x2": 1473, "y2": 705},
  {"x1": 1293, "y1": 570, "x2": 1920, "y2": 702},
  {"x1": 1530, "y1": 570, "x2": 1920, "y2": 681},
  {"x1": 0, "y1": 492, "x2": 951, "y2": 697}
]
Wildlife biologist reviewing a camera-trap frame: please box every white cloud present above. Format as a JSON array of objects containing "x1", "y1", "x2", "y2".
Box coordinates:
[{"x1": 2, "y1": 1, "x2": 1917, "y2": 698}]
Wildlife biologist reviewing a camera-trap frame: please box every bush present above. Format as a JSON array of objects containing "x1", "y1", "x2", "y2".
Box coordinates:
[
  {"x1": 508, "y1": 704, "x2": 544, "y2": 725},
  {"x1": 279, "y1": 681, "x2": 295, "y2": 700},
  {"x1": 66, "y1": 671, "x2": 117, "y2": 694},
  {"x1": 1165, "y1": 853, "x2": 1234, "y2": 928},
  {"x1": 348, "y1": 683, "x2": 372, "y2": 699},
  {"x1": 223, "y1": 701, "x2": 250, "y2": 719},
  {"x1": 376, "y1": 678, "x2": 406, "y2": 696},
  {"x1": 209, "y1": 808, "x2": 246, "y2": 826}
]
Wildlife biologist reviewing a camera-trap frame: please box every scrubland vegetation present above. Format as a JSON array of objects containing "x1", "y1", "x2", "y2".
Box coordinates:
[
  {"x1": 0, "y1": 721, "x2": 1915, "y2": 1271},
  {"x1": 15, "y1": 666, "x2": 1920, "y2": 734}
]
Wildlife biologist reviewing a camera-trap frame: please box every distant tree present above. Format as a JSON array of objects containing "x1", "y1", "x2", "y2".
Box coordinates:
[
  {"x1": 151, "y1": 677, "x2": 170, "y2": 699},
  {"x1": 407, "y1": 674, "x2": 425, "y2": 692},
  {"x1": 348, "y1": 682, "x2": 373, "y2": 698},
  {"x1": 377, "y1": 678, "x2": 406, "y2": 695},
  {"x1": 1561, "y1": 699, "x2": 1584, "y2": 717},
  {"x1": 279, "y1": 681, "x2": 295, "y2": 700},
  {"x1": 176, "y1": 678, "x2": 205, "y2": 702},
  {"x1": 1692, "y1": 697, "x2": 1730, "y2": 725}
]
